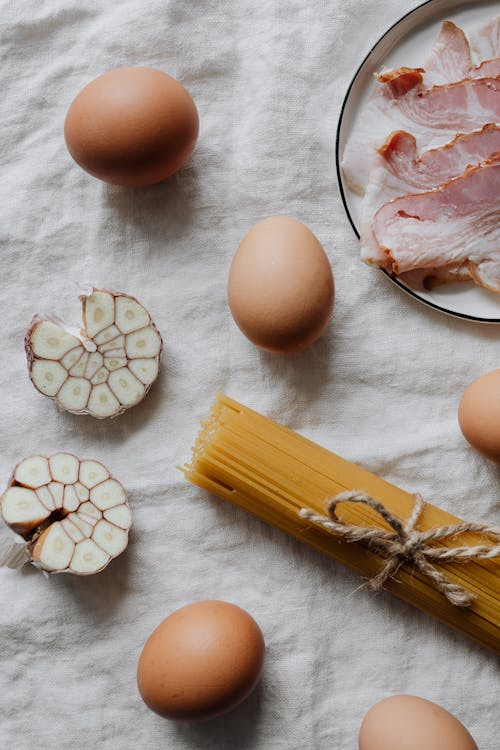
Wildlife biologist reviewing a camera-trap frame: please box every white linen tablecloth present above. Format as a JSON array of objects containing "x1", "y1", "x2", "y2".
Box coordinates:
[{"x1": 1, "y1": 1, "x2": 498, "y2": 748}]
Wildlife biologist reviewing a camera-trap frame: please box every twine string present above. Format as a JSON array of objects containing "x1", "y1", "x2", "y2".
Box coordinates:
[{"x1": 299, "y1": 491, "x2": 500, "y2": 608}]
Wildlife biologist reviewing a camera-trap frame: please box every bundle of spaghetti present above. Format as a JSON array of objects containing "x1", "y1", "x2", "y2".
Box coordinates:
[{"x1": 182, "y1": 393, "x2": 500, "y2": 653}]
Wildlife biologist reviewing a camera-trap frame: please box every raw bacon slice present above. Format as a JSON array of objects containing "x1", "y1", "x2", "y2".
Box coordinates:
[
  {"x1": 375, "y1": 68, "x2": 424, "y2": 96},
  {"x1": 376, "y1": 123, "x2": 500, "y2": 190},
  {"x1": 360, "y1": 124, "x2": 500, "y2": 265},
  {"x1": 374, "y1": 23, "x2": 470, "y2": 90},
  {"x1": 371, "y1": 158, "x2": 500, "y2": 290},
  {"x1": 390, "y1": 78, "x2": 500, "y2": 131},
  {"x1": 423, "y1": 21, "x2": 472, "y2": 86},
  {"x1": 471, "y1": 59, "x2": 500, "y2": 78},
  {"x1": 470, "y1": 16, "x2": 500, "y2": 64},
  {"x1": 378, "y1": 19, "x2": 500, "y2": 88},
  {"x1": 342, "y1": 77, "x2": 500, "y2": 194}
]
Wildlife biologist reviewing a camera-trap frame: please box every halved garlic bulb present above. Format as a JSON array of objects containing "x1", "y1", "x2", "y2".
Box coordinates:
[
  {"x1": 25, "y1": 289, "x2": 162, "y2": 418},
  {"x1": 0, "y1": 453, "x2": 131, "y2": 575}
]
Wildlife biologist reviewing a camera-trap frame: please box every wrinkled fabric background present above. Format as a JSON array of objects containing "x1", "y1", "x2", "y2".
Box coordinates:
[{"x1": 1, "y1": 1, "x2": 499, "y2": 748}]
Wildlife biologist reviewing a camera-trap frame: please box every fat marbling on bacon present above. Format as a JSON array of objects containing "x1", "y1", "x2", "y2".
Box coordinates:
[
  {"x1": 342, "y1": 74, "x2": 500, "y2": 195},
  {"x1": 372, "y1": 157, "x2": 500, "y2": 291},
  {"x1": 360, "y1": 124, "x2": 500, "y2": 268},
  {"x1": 381, "y1": 20, "x2": 500, "y2": 88}
]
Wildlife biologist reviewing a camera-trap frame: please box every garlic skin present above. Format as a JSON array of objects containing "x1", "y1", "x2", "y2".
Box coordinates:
[
  {"x1": 0, "y1": 454, "x2": 131, "y2": 575},
  {"x1": 25, "y1": 289, "x2": 162, "y2": 418}
]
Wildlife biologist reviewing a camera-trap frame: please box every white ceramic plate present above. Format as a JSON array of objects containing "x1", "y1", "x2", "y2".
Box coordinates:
[{"x1": 336, "y1": 0, "x2": 500, "y2": 323}]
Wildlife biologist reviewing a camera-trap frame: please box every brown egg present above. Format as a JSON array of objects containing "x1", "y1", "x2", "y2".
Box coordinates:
[
  {"x1": 228, "y1": 216, "x2": 334, "y2": 353},
  {"x1": 137, "y1": 601, "x2": 265, "y2": 721},
  {"x1": 359, "y1": 695, "x2": 477, "y2": 750},
  {"x1": 64, "y1": 67, "x2": 199, "y2": 186},
  {"x1": 458, "y1": 369, "x2": 500, "y2": 462}
]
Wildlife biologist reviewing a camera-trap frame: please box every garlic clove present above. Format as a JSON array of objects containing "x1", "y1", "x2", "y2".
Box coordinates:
[
  {"x1": 92, "y1": 519, "x2": 128, "y2": 557},
  {"x1": 90, "y1": 367, "x2": 109, "y2": 385},
  {"x1": 128, "y1": 358, "x2": 159, "y2": 385},
  {"x1": 108, "y1": 367, "x2": 145, "y2": 406},
  {"x1": 1, "y1": 487, "x2": 50, "y2": 536},
  {"x1": 71, "y1": 539, "x2": 110, "y2": 574},
  {"x1": 90, "y1": 479, "x2": 126, "y2": 510},
  {"x1": 30, "y1": 321, "x2": 81, "y2": 360},
  {"x1": 49, "y1": 453, "x2": 80, "y2": 484},
  {"x1": 26, "y1": 289, "x2": 162, "y2": 419},
  {"x1": 125, "y1": 326, "x2": 162, "y2": 359},
  {"x1": 32, "y1": 523, "x2": 75, "y2": 571},
  {"x1": 85, "y1": 352, "x2": 104, "y2": 379},
  {"x1": 57, "y1": 377, "x2": 92, "y2": 412},
  {"x1": 48, "y1": 482, "x2": 64, "y2": 506},
  {"x1": 61, "y1": 346, "x2": 84, "y2": 370},
  {"x1": 104, "y1": 504, "x2": 132, "y2": 529},
  {"x1": 79, "y1": 501, "x2": 101, "y2": 521},
  {"x1": 94, "y1": 325, "x2": 120, "y2": 346},
  {"x1": 78, "y1": 510, "x2": 99, "y2": 527},
  {"x1": 79, "y1": 460, "x2": 109, "y2": 489},
  {"x1": 63, "y1": 485, "x2": 80, "y2": 512},
  {"x1": 69, "y1": 351, "x2": 90, "y2": 377},
  {"x1": 83, "y1": 291, "x2": 115, "y2": 338},
  {"x1": 99, "y1": 335, "x2": 125, "y2": 353},
  {"x1": 37, "y1": 485, "x2": 56, "y2": 510},
  {"x1": 104, "y1": 356, "x2": 128, "y2": 372},
  {"x1": 103, "y1": 348, "x2": 127, "y2": 359},
  {"x1": 87, "y1": 383, "x2": 120, "y2": 418},
  {"x1": 70, "y1": 513, "x2": 93, "y2": 538},
  {"x1": 14, "y1": 456, "x2": 51, "y2": 488},
  {"x1": 74, "y1": 482, "x2": 89, "y2": 502},
  {"x1": 115, "y1": 296, "x2": 150, "y2": 334},
  {"x1": 31, "y1": 360, "x2": 68, "y2": 397},
  {"x1": 61, "y1": 517, "x2": 85, "y2": 543},
  {"x1": 0, "y1": 454, "x2": 131, "y2": 575}
]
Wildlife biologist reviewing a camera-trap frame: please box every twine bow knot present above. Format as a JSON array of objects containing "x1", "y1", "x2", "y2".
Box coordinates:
[{"x1": 299, "y1": 491, "x2": 500, "y2": 608}]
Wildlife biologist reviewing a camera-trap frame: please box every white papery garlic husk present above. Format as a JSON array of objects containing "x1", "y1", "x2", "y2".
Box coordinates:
[
  {"x1": 0, "y1": 453, "x2": 131, "y2": 574},
  {"x1": 25, "y1": 289, "x2": 162, "y2": 418}
]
